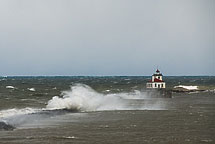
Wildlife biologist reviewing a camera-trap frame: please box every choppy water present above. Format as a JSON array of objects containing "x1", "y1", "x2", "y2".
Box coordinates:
[{"x1": 0, "y1": 76, "x2": 215, "y2": 144}]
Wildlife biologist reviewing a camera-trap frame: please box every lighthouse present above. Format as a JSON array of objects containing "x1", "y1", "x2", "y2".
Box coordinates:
[{"x1": 146, "y1": 69, "x2": 166, "y2": 89}]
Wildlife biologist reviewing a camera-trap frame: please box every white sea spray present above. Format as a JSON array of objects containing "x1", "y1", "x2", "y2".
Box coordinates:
[
  {"x1": 46, "y1": 84, "x2": 124, "y2": 111},
  {"x1": 0, "y1": 108, "x2": 39, "y2": 119},
  {"x1": 46, "y1": 84, "x2": 165, "y2": 111}
]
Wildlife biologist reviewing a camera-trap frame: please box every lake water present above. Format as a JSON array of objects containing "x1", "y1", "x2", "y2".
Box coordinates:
[{"x1": 0, "y1": 76, "x2": 214, "y2": 143}]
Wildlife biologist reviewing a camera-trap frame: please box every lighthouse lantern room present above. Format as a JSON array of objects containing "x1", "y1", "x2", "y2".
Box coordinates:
[{"x1": 146, "y1": 69, "x2": 166, "y2": 89}]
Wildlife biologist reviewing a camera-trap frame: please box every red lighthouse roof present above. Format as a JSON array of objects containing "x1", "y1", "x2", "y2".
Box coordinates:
[
  {"x1": 156, "y1": 69, "x2": 160, "y2": 73},
  {"x1": 153, "y1": 69, "x2": 163, "y2": 76},
  {"x1": 149, "y1": 78, "x2": 164, "y2": 82}
]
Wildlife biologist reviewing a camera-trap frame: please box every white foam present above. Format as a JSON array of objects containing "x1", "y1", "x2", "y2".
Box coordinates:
[
  {"x1": 6, "y1": 86, "x2": 15, "y2": 89},
  {"x1": 63, "y1": 136, "x2": 76, "y2": 139},
  {"x1": 28, "y1": 88, "x2": 36, "y2": 91},
  {"x1": 174, "y1": 85, "x2": 198, "y2": 90},
  {"x1": 46, "y1": 84, "x2": 124, "y2": 111},
  {"x1": 0, "y1": 108, "x2": 39, "y2": 119},
  {"x1": 46, "y1": 84, "x2": 165, "y2": 111},
  {"x1": 0, "y1": 84, "x2": 167, "y2": 127}
]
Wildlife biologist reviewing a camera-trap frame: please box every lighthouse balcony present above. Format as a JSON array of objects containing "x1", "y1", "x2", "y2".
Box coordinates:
[{"x1": 146, "y1": 82, "x2": 166, "y2": 89}]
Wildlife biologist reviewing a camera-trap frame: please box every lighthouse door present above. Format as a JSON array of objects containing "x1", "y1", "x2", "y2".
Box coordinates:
[{"x1": 158, "y1": 84, "x2": 160, "y2": 88}]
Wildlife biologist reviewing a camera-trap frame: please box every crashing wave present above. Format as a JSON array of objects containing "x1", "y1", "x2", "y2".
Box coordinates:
[
  {"x1": 46, "y1": 84, "x2": 163, "y2": 111},
  {"x1": 46, "y1": 84, "x2": 125, "y2": 111},
  {"x1": 0, "y1": 84, "x2": 167, "y2": 130}
]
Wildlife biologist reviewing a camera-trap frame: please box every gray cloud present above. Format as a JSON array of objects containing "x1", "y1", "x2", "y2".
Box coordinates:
[{"x1": 0, "y1": 0, "x2": 214, "y2": 76}]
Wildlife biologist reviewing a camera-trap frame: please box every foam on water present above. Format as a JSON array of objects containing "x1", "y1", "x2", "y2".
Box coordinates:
[
  {"x1": 46, "y1": 84, "x2": 165, "y2": 111},
  {"x1": 0, "y1": 108, "x2": 41, "y2": 130},
  {"x1": 0, "y1": 108, "x2": 74, "y2": 130},
  {"x1": 28, "y1": 88, "x2": 36, "y2": 92},
  {"x1": 174, "y1": 85, "x2": 199, "y2": 90},
  {"x1": 0, "y1": 84, "x2": 166, "y2": 120},
  {"x1": 6, "y1": 86, "x2": 15, "y2": 89},
  {"x1": 0, "y1": 108, "x2": 39, "y2": 119},
  {"x1": 0, "y1": 84, "x2": 167, "y2": 130}
]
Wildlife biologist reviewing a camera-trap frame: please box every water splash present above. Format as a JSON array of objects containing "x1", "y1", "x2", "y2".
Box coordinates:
[
  {"x1": 46, "y1": 84, "x2": 125, "y2": 111},
  {"x1": 0, "y1": 108, "x2": 39, "y2": 119},
  {"x1": 0, "y1": 84, "x2": 168, "y2": 130},
  {"x1": 46, "y1": 84, "x2": 166, "y2": 111}
]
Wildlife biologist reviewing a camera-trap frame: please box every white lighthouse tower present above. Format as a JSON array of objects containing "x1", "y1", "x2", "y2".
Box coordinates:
[{"x1": 146, "y1": 69, "x2": 166, "y2": 89}]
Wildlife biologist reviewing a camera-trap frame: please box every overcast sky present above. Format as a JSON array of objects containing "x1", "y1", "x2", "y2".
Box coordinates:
[{"x1": 0, "y1": 0, "x2": 214, "y2": 76}]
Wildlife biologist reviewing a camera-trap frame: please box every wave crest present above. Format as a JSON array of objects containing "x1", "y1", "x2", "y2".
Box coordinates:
[
  {"x1": 46, "y1": 84, "x2": 124, "y2": 111},
  {"x1": 46, "y1": 84, "x2": 164, "y2": 111}
]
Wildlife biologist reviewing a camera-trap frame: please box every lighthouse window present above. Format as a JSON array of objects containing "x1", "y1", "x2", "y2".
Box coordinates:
[
  {"x1": 158, "y1": 76, "x2": 160, "y2": 79},
  {"x1": 155, "y1": 84, "x2": 157, "y2": 87},
  {"x1": 161, "y1": 84, "x2": 163, "y2": 88}
]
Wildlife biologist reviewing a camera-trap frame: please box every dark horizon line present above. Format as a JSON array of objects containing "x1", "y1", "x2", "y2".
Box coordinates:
[{"x1": 0, "y1": 75, "x2": 214, "y2": 77}]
